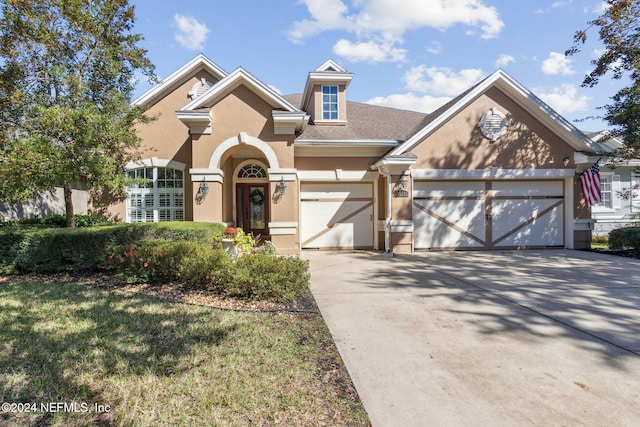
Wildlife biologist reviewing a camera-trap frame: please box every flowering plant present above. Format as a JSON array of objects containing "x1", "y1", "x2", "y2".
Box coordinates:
[{"x1": 212, "y1": 226, "x2": 255, "y2": 255}]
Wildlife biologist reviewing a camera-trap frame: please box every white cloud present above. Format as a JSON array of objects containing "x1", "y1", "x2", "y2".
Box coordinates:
[
  {"x1": 174, "y1": 14, "x2": 210, "y2": 50},
  {"x1": 537, "y1": 84, "x2": 590, "y2": 114},
  {"x1": 496, "y1": 54, "x2": 515, "y2": 68},
  {"x1": 288, "y1": 0, "x2": 504, "y2": 63},
  {"x1": 541, "y1": 51, "x2": 575, "y2": 75},
  {"x1": 333, "y1": 38, "x2": 407, "y2": 62},
  {"x1": 426, "y1": 41, "x2": 442, "y2": 54},
  {"x1": 288, "y1": 0, "x2": 352, "y2": 42},
  {"x1": 366, "y1": 93, "x2": 451, "y2": 114},
  {"x1": 404, "y1": 66, "x2": 484, "y2": 97}
]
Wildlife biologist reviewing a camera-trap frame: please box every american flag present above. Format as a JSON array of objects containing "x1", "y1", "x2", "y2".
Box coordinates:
[{"x1": 580, "y1": 159, "x2": 602, "y2": 207}]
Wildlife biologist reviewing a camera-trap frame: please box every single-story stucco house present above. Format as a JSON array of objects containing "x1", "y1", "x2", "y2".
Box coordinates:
[
  {"x1": 4, "y1": 54, "x2": 602, "y2": 254},
  {"x1": 94, "y1": 53, "x2": 599, "y2": 254}
]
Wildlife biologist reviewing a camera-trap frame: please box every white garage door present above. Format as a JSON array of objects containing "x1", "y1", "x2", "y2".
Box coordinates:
[
  {"x1": 413, "y1": 180, "x2": 564, "y2": 250},
  {"x1": 300, "y1": 183, "x2": 373, "y2": 249}
]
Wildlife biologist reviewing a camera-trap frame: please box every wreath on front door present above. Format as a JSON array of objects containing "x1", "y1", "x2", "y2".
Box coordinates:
[{"x1": 250, "y1": 188, "x2": 265, "y2": 206}]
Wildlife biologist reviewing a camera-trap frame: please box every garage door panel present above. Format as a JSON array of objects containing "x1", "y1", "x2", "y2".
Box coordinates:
[
  {"x1": 492, "y1": 199, "x2": 561, "y2": 237},
  {"x1": 413, "y1": 199, "x2": 486, "y2": 249},
  {"x1": 301, "y1": 183, "x2": 372, "y2": 199},
  {"x1": 413, "y1": 213, "x2": 485, "y2": 248},
  {"x1": 492, "y1": 181, "x2": 563, "y2": 197},
  {"x1": 493, "y1": 202, "x2": 564, "y2": 247},
  {"x1": 300, "y1": 183, "x2": 373, "y2": 249},
  {"x1": 413, "y1": 181, "x2": 485, "y2": 198}
]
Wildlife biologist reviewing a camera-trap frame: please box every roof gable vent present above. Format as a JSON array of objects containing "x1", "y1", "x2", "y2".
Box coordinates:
[{"x1": 188, "y1": 78, "x2": 213, "y2": 99}]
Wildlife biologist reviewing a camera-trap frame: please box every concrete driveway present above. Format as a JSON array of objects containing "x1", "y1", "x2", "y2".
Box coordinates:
[{"x1": 305, "y1": 249, "x2": 640, "y2": 427}]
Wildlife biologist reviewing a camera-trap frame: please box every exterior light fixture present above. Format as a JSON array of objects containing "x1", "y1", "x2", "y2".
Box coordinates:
[
  {"x1": 394, "y1": 173, "x2": 409, "y2": 197},
  {"x1": 199, "y1": 181, "x2": 209, "y2": 197},
  {"x1": 277, "y1": 177, "x2": 287, "y2": 195},
  {"x1": 398, "y1": 174, "x2": 408, "y2": 191}
]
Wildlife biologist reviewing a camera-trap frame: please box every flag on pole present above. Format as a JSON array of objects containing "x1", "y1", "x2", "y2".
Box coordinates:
[{"x1": 580, "y1": 159, "x2": 602, "y2": 207}]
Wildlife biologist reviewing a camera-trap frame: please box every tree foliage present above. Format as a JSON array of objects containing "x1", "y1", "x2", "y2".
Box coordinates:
[
  {"x1": 566, "y1": 0, "x2": 640, "y2": 160},
  {"x1": 0, "y1": 0, "x2": 156, "y2": 226}
]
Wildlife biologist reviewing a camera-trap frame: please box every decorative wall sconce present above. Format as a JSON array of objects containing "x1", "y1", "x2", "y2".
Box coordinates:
[
  {"x1": 277, "y1": 177, "x2": 287, "y2": 196},
  {"x1": 563, "y1": 156, "x2": 570, "y2": 166},
  {"x1": 394, "y1": 174, "x2": 409, "y2": 197},
  {"x1": 195, "y1": 181, "x2": 209, "y2": 205},
  {"x1": 199, "y1": 181, "x2": 209, "y2": 196}
]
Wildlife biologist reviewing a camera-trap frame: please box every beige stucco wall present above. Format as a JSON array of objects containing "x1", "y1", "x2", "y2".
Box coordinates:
[{"x1": 411, "y1": 88, "x2": 576, "y2": 170}]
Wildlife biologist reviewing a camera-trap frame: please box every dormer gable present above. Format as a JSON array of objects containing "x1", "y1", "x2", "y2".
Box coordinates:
[
  {"x1": 177, "y1": 67, "x2": 308, "y2": 135},
  {"x1": 301, "y1": 59, "x2": 353, "y2": 126}
]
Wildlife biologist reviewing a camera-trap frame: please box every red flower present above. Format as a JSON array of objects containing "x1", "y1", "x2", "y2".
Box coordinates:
[
  {"x1": 128, "y1": 251, "x2": 134, "y2": 257},
  {"x1": 224, "y1": 226, "x2": 237, "y2": 237},
  {"x1": 143, "y1": 262, "x2": 149, "y2": 268},
  {"x1": 205, "y1": 275, "x2": 210, "y2": 280}
]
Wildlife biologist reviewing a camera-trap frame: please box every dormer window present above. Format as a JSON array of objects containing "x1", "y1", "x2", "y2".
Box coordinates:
[{"x1": 322, "y1": 85, "x2": 338, "y2": 120}]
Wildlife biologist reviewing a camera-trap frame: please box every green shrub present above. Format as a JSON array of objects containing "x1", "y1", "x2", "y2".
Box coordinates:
[
  {"x1": 227, "y1": 254, "x2": 310, "y2": 302},
  {"x1": 609, "y1": 227, "x2": 640, "y2": 255},
  {"x1": 14, "y1": 227, "x2": 116, "y2": 273},
  {"x1": 0, "y1": 222, "x2": 225, "y2": 274},
  {"x1": 0, "y1": 221, "x2": 309, "y2": 303},
  {"x1": 105, "y1": 240, "x2": 233, "y2": 287},
  {"x1": 0, "y1": 213, "x2": 113, "y2": 228}
]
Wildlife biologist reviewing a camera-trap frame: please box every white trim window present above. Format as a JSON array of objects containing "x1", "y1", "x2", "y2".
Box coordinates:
[
  {"x1": 322, "y1": 85, "x2": 338, "y2": 120},
  {"x1": 594, "y1": 173, "x2": 613, "y2": 210},
  {"x1": 126, "y1": 166, "x2": 184, "y2": 222}
]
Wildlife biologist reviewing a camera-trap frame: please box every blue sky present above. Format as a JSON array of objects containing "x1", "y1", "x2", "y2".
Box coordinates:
[{"x1": 130, "y1": 0, "x2": 622, "y2": 132}]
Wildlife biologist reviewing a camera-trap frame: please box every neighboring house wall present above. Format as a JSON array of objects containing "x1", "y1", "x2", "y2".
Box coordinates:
[
  {"x1": 0, "y1": 184, "x2": 88, "y2": 221},
  {"x1": 592, "y1": 166, "x2": 640, "y2": 235},
  {"x1": 586, "y1": 131, "x2": 640, "y2": 235}
]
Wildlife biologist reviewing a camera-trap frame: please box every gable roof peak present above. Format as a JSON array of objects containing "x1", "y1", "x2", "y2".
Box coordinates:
[
  {"x1": 132, "y1": 53, "x2": 227, "y2": 107},
  {"x1": 181, "y1": 65, "x2": 301, "y2": 113},
  {"x1": 315, "y1": 59, "x2": 349, "y2": 73},
  {"x1": 383, "y1": 67, "x2": 598, "y2": 158}
]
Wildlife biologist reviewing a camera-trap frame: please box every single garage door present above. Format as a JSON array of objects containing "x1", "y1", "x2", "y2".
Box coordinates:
[
  {"x1": 413, "y1": 180, "x2": 564, "y2": 250},
  {"x1": 300, "y1": 183, "x2": 373, "y2": 249}
]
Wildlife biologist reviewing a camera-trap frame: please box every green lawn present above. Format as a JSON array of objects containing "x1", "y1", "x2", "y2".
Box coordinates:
[{"x1": 0, "y1": 278, "x2": 368, "y2": 426}]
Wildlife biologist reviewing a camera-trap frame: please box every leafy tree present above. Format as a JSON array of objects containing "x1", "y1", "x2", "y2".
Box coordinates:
[
  {"x1": 566, "y1": 0, "x2": 640, "y2": 162},
  {"x1": 0, "y1": 0, "x2": 155, "y2": 227}
]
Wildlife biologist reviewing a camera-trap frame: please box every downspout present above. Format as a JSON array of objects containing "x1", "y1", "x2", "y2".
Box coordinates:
[{"x1": 379, "y1": 169, "x2": 394, "y2": 257}]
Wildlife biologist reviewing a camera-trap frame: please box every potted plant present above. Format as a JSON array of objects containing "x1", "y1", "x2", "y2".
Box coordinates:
[{"x1": 213, "y1": 226, "x2": 255, "y2": 257}]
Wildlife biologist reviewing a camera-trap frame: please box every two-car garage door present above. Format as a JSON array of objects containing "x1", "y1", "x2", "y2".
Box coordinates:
[{"x1": 413, "y1": 180, "x2": 564, "y2": 250}]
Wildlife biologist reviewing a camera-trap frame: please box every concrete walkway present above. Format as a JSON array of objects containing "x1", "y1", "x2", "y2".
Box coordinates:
[{"x1": 305, "y1": 249, "x2": 640, "y2": 427}]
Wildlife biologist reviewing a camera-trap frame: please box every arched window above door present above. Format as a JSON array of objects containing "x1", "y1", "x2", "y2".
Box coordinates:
[{"x1": 237, "y1": 163, "x2": 267, "y2": 179}]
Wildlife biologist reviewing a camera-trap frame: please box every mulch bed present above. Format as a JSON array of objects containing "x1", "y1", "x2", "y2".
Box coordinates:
[
  {"x1": 0, "y1": 272, "x2": 320, "y2": 314},
  {"x1": 585, "y1": 248, "x2": 640, "y2": 260}
]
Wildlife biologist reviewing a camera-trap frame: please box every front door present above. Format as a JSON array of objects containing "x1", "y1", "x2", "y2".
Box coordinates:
[{"x1": 236, "y1": 183, "x2": 269, "y2": 237}]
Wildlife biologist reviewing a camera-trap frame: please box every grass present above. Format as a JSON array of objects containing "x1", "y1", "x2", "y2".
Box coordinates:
[
  {"x1": 592, "y1": 234, "x2": 609, "y2": 249},
  {"x1": 0, "y1": 277, "x2": 369, "y2": 426}
]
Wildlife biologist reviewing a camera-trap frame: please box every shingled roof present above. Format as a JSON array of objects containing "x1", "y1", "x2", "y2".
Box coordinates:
[{"x1": 283, "y1": 94, "x2": 429, "y2": 142}]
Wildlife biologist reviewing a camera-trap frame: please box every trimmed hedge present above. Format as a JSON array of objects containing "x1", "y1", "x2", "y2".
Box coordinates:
[
  {"x1": 0, "y1": 222, "x2": 225, "y2": 274},
  {"x1": 0, "y1": 221, "x2": 310, "y2": 302},
  {"x1": 0, "y1": 213, "x2": 113, "y2": 228},
  {"x1": 609, "y1": 227, "x2": 640, "y2": 255}
]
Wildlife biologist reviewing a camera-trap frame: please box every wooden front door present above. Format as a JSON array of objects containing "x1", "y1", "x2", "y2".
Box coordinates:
[{"x1": 236, "y1": 183, "x2": 269, "y2": 237}]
